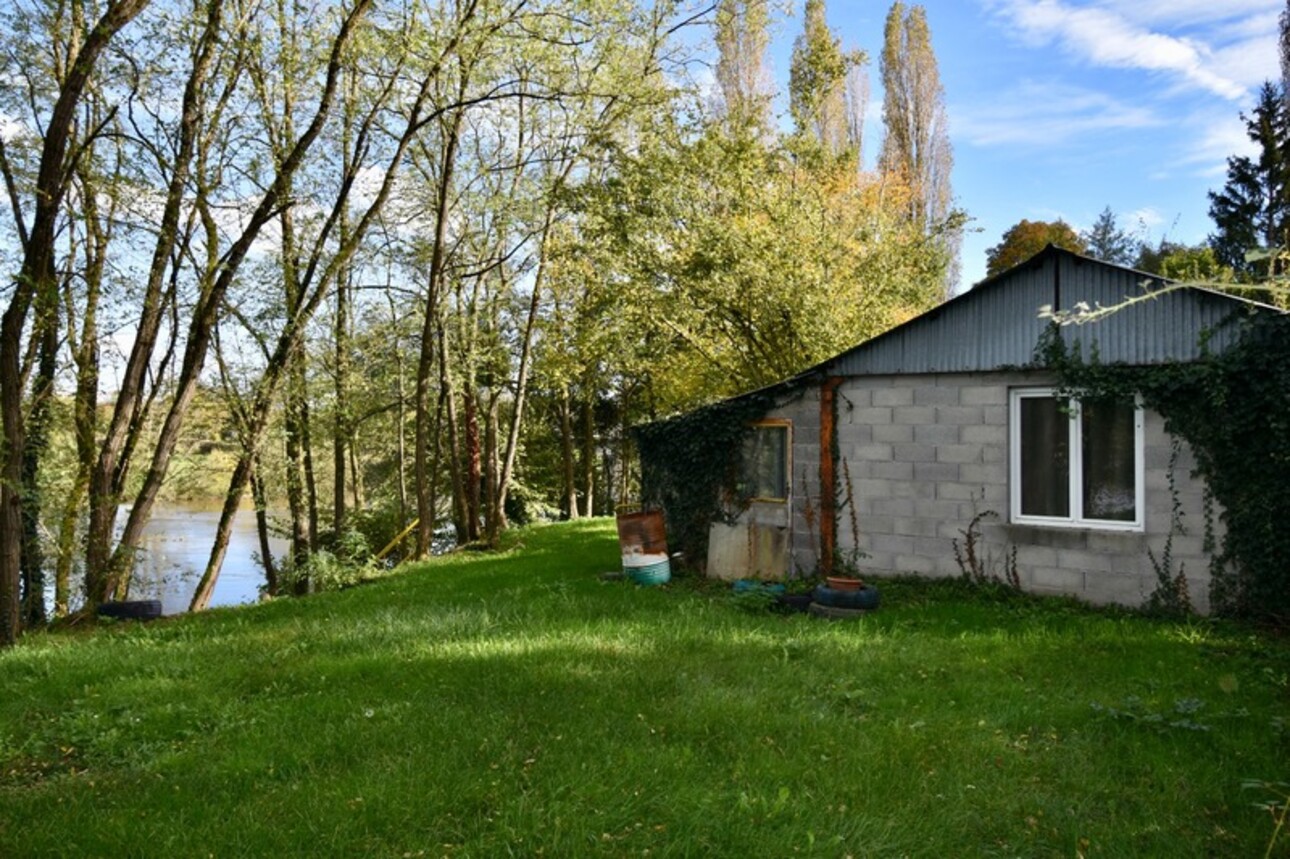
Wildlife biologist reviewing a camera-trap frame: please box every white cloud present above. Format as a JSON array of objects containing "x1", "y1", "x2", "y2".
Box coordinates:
[
  {"x1": 955, "y1": 80, "x2": 1161, "y2": 147},
  {"x1": 1173, "y1": 113, "x2": 1259, "y2": 177},
  {"x1": 1127, "y1": 206, "x2": 1165, "y2": 231},
  {"x1": 1099, "y1": 1, "x2": 1275, "y2": 32},
  {"x1": 986, "y1": 0, "x2": 1251, "y2": 101}
]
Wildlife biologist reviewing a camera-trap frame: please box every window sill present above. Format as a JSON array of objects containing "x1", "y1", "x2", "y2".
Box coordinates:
[{"x1": 1010, "y1": 516, "x2": 1143, "y2": 534}]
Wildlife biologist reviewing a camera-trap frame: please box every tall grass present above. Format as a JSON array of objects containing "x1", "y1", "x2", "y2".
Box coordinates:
[{"x1": 1, "y1": 519, "x2": 1287, "y2": 856}]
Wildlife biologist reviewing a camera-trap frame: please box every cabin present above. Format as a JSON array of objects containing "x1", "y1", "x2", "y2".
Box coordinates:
[{"x1": 656, "y1": 245, "x2": 1277, "y2": 612}]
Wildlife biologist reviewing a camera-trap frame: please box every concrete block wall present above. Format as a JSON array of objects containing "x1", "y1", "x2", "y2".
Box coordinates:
[
  {"x1": 814, "y1": 371, "x2": 1218, "y2": 612},
  {"x1": 759, "y1": 386, "x2": 822, "y2": 576}
]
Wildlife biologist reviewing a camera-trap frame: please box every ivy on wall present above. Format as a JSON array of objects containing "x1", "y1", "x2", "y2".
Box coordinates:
[
  {"x1": 634, "y1": 386, "x2": 796, "y2": 568},
  {"x1": 1039, "y1": 311, "x2": 1290, "y2": 626}
]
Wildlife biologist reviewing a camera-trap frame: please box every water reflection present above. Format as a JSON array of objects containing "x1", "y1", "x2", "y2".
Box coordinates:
[{"x1": 123, "y1": 504, "x2": 288, "y2": 615}]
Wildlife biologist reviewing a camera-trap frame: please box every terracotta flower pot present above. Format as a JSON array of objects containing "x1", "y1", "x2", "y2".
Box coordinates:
[{"x1": 825, "y1": 576, "x2": 864, "y2": 591}]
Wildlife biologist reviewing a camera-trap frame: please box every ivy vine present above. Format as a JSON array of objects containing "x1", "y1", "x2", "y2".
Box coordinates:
[
  {"x1": 634, "y1": 386, "x2": 798, "y2": 568},
  {"x1": 1038, "y1": 311, "x2": 1290, "y2": 626}
]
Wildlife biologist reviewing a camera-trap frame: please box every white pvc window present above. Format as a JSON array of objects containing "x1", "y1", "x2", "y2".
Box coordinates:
[{"x1": 1009, "y1": 388, "x2": 1144, "y2": 531}]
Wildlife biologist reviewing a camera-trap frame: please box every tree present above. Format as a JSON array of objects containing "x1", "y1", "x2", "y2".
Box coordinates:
[
  {"x1": 1135, "y1": 240, "x2": 1232, "y2": 282},
  {"x1": 1208, "y1": 81, "x2": 1290, "y2": 276},
  {"x1": 879, "y1": 2, "x2": 955, "y2": 290},
  {"x1": 788, "y1": 0, "x2": 860, "y2": 156},
  {"x1": 1081, "y1": 206, "x2": 1136, "y2": 265},
  {"x1": 0, "y1": 0, "x2": 150, "y2": 647},
  {"x1": 714, "y1": 0, "x2": 771, "y2": 135},
  {"x1": 985, "y1": 219, "x2": 1086, "y2": 278}
]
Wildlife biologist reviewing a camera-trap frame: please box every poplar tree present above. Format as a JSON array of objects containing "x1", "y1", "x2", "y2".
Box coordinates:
[
  {"x1": 788, "y1": 0, "x2": 860, "y2": 156},
  {"x1": 879, "y1": 3, "x2": 955, "y2": 286},
  {"x1": 714, "y1": 0, "x2": 771, "y2": 134}
]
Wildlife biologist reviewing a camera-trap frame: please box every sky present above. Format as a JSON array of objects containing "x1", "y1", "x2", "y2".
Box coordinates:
[{"x1": 756, "y1": 0, "x2": 1283, "y2": 289}]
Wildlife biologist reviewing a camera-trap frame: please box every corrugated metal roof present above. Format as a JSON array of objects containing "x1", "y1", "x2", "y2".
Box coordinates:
[{"x1": 817, "y1": 246, "x2": 1272, "y2": 377}]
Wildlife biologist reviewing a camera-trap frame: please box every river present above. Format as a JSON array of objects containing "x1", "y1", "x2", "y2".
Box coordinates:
[{"x1": 114, "y1": 503, "x2": 288, "y2": 615}]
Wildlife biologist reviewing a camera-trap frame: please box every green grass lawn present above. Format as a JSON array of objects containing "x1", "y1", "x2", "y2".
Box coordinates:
[{"x1": 2, "y1": 520, "x2": 1288, "y2": 857}]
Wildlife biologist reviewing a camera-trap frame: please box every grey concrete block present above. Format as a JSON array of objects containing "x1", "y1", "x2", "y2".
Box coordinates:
[
  {"x1": 853, "y1": 478, "x2": 892, "y2": 498},
  {"x1": 894, "y1": 443, "x2": 937, "y2": 462},
  {"x1": 1014, "y1": 545, "x2": 1058, "y2": 567},
  {"x1": 838, "y1": 388, "x2": 871, "y2": 409},
  {"x1": 870, "y1": 461, "x2": 914, "y2": 480},
  {"x1": 873, "y1": 423, "x2": 914, "y2": 444},
  {"x1": 915, "y1": 462, "x2": 960, "y2": 482},
  {"x1": 872, "y1": 387, "x2": 913, "y2": 407},
  {"x1": 1081, "y1": 569, "x2": 1149, "y2": 606},
  {"x1": 845, "y1": 443, "x2": 894, "y2": 462},
  {"x1": 914, "y1": 424, "x2": 959, "y2": 445},
  {"x1": 893, "y1": 517, "x2": 941, "y2": 537},
  {"x1": 872, "y1": 533, "x2": 915, "y2": 555},
  {"x1": 914, "y1": 386, "x2": 961, "y2": 406},
  {"x1": 937, "y1": 444, "x2": 982, "y2": 464},
  {"x1": 944, "y1": 482, "x2": 1006, "y2": 503},
  {"x1": 837, "y1": 424, "x2": 873, "y2": 445},
  {"x1": 983, "y1": 406, "x2": 1008, "y2": 425},
  {"x1": 960, "y1": 424, "x2": 1007, "y2": 445},
  {"x1": 1056, "y1": 548, "x2": 1120, "y2": 573},
  {"x1": 894, "y1": 554, "x2": 938, "y2": 574},
  {"x1": 851, "y1": 407, "x2": 893, "y2": 425},
  {"x1": 1031, "y1": 566, "x2": 1086, "y2": 592},
  {"x1": 892, "y1": 480, "x2": 936, "y2": 500},
  {"x1": 937, "y1": 406, "x2": 985, "y2": 425},
  {"x1": 914, "y1": 499, "x2": 963, "y2": 519},
  {"x1": 873, "y1": 498, "x2": 916, "y2": 517},
  {"x1": 913, "y1": 535, "x2": 951, "y2": 556},
  {"x1": 959, "y1": 463, "x2": 1007, "y2": 485},
  {"x1": 893, "y1": 406, "x2": 936, "y2": 425},
  {"x1": 960, "y1": 386, "x2": 1007, "y2": 406}
]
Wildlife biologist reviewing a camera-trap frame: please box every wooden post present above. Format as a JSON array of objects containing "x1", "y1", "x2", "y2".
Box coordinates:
[{"x1": 819, "y1": 377, "x2": 843, "y2": 575}]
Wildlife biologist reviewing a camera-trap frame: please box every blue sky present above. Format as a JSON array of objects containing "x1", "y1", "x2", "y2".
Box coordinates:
[{"x1": 755, "y1": 0, "x2": 1282, "y2": 288}]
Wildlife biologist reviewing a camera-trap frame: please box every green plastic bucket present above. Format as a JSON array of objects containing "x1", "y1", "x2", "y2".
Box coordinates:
[{"x1": 623, "y1": 553, "x2": 671, "y2": 586}]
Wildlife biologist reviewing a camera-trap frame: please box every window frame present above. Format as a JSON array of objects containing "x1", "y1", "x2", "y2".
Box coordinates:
[
  {"x1": 741, "y1": 419, "x2": 792, "y2": 504},
  {"x1": 1008, "y1": 387, "x2": 1145, "y2": 532}
]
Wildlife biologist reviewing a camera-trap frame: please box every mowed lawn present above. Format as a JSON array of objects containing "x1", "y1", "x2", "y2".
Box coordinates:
[{"x1": 1, "y1": 520, "x2": 1287, "y2": 857}]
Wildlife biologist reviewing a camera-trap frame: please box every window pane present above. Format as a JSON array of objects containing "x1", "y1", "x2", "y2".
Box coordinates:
[
  {"x1": 743, "y1": 425, "x2": 788, "y2": 500},
  {"x1": 1082, "y1": 399, "x2": 1136, "y2": 521},
  {"x1": 1019, "y1": 396, "x2": 1070, "y2": 517}
]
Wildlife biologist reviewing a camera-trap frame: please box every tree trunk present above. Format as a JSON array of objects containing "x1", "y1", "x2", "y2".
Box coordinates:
[
  {"x1": 462, "y1": 386, "x2": 482, "y2": 543},
  {"x1": 560, "y1": 388, "x2": 578, "y2": 520},
  {"x1": 439, "y1": 327, "x2": 468, "y2": 543},
  {"x1": 251, "y1": 455, "x2": 277, "y2": 597},
  {"x1": 20, "y1": 304, "x2": 58, "y2": 626},
  {"x1": 581, "y1": 394, "x2": 595, "y2": 518}
]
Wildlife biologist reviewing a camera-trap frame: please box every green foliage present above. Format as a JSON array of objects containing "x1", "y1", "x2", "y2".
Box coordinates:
[
  {"x1": 1081, "y1": 206, "x2": 1137, "y2": 265},
  {"x1": 1135, "y1": 239, "x2": 1233, "y2": 282},
  {"x1": 788, "y1": 0, "x2": 860, "y2": 153},
  {"x1": 634, "y1": 387, "x2": 789, "y2": 567},
  {"x1": 1039, "y1": 312, "x2": 1290, "y2": 625},
  {"x1": 1208, "y1": 81, "x2": 1290, "y2": 277},
  {"x1": 279, "y1": 528, "x2": 379, "y2": 594},
  {"x1": 1143, "y1": 439, "x2": 1195, "y2": 618},
  {"x1": 986, "y1": 219, "x2": 1086, "y2": 277}
]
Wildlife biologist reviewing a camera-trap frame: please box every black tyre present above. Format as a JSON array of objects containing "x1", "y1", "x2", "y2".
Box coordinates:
[
  {"x1": 807, "y1": 601, "x2": 868, "y2": 620},
  {"x1": 97, "y1": 600, "x2": 163, "y2": 621},
  {"x1": 812, "y1": 585, "x2": 880, "y2": 610}
]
